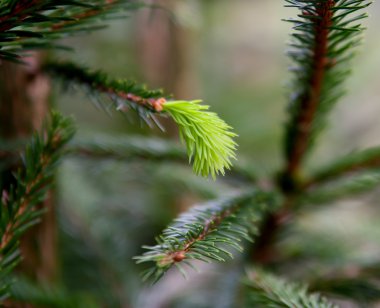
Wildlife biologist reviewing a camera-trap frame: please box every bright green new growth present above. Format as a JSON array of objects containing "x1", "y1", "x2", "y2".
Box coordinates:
[{"x1": 163, "y1": 100, "x2": 237, "y2": 179}]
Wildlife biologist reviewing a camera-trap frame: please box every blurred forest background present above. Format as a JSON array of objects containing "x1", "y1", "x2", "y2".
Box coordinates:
[{"x1": 25, "y1": 0, "x2": 380, "y2": 307}]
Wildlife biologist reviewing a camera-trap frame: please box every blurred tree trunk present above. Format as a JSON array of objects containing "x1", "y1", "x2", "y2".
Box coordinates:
[
  {"x1": 134, "y1": 0, "x2": 199, "y2": 101},
  {"x1": 0, "y1": 53, "x2": 57, "y2": 291}
]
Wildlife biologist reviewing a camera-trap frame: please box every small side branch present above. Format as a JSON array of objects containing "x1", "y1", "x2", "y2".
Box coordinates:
[
  {"x1": 47, "y1": 61, "x2": 238, "y2": 179},
  {"x1": 135, "y1": 190, "x2": 275, "y2": 282},
  {"x1": 0, "y1": 112, "x2": 75, "y2": 300},
  {"x1": 0, "y1": 113, "x2": 75, "y2": 251},
  {"x1": 304, "y1": 146, "x2": 380, "y2": 188},
  {"x1": 45, "y1": 60, "x2": 166, "y2": 114},
  {"x1": 0, "y1": 0, "x2": 144, "y2": 61},
  {"x1": 244, "y1": 268, "x2": 338, "y2": 307}
]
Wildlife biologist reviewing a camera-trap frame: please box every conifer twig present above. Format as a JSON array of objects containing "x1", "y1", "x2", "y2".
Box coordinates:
[
  {"x1": 0, "y1": 0, "x2": 144, "y2": 61},
  {"x1": 46, "y1": 61, "x2": 238, "y2": 178},
  {"x1": 304, "y1": 146, "x2": 380, "y2": 188},
  {"x1": 45, "y1": 60, "x2": 166, "y2": 115},
  {"x1": 283, "y1": 0, "x2": 371, "y2": 185},
  {"x1": 135, "y1": 190, "x2": 275, "y2": 282},
  {"x1": 244, "y1": 269, "x2": 338, "y2": 307},
  {"x1": 0, "y1": 0, "x2": 40, "y2": 33},
  {"x1": 254, "y1": 0, "x2": 371, "y2": 265},
  {"x1": 309, "y1": 264, "x2": 380, "y2": 304},
  {"x1": 0, "y1": 112, "x2": 75, "y2": 300},
  {"x1": 285, "y1": 0, "x2": 335, "y2": 178}
]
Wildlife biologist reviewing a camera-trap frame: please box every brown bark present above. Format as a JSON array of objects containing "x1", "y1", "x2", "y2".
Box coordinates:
[{"x1": 0, "y1": 53, "x2": 57, "y2": 288}]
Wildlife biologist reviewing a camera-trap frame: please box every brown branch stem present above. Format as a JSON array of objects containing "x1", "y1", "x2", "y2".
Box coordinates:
[
  {"x1": 50, "y1": 0, "x2": 118, "y2": 31},
  {"x1": 286, "y1": 1, "x2": 335, "y2": 179},
  {"x1": 255, "y1": 1, "x2": 336, "y2": 265},
  {"x1": 0, "y1": 0, "x2": 41, "y2": 33},
  {"x1": 159, "y1": 206, "x2": 239, "y2": 266}
]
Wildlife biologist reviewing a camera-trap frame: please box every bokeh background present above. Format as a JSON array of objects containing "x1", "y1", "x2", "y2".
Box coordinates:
[{"x1": 49, "y1": 1, "x2": 380, "y2": 307}]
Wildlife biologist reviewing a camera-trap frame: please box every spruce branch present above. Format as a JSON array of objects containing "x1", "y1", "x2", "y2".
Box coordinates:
[
  {"x1": 294, "y1": 147, "x2": 380, "y2": 205},
  {"x1": 305, "y1": 146, "x2": 380, "y2": 188},
  {"x1": 310, "y1": 276, "x2": 380, "y2": 304},
  {"x1": 135, "y1": 190, "x2": 275, "y2": 282},
  {"x1": 0, "y1": 112, "x2": 75, "y2": 300},
  {"x1": 45, "y1": 60, "x2": 166, "y2": 127},
  {"x1": 283, "y1": 0, "x2": 371, "y2": 183},
  {"x1": 10, "y1": 276, "x2": 99, "y2": 308},
  {"x1": 300, "y1": 170, "x2": 380, "y2": 206},
  {"x1": 305, "y1": 262, "x2": 380, "y2": 303},
  {"x1": 46, "y1": 61, "x2": 238, "y2": 179},
  {"x1": 257, "y1": 0, "x2": 372, "y2": 267},
  {"x1": 244, "y1": 269, "x2": 338, "y2": 308},
  {"x1": 0, "y1": 0, "x2": 144, "y2": 61}
]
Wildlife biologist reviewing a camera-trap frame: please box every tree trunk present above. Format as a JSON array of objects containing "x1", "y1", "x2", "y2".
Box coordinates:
[{"x1": 134, "y1": 0, "x2": 199, "y2": 101}]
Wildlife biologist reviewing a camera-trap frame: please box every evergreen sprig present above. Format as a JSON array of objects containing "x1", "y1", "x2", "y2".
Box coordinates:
[
  {"x1": 0, "y1": 112, "x2": 75, "y2": 300},
  {"x1": 0, "y1": 0, "x2": 144, "y2": 61},
  {"x1": 10, "y1": 276, "x2": 99, "y2": 308},
  {"x1": 283, "y1": 0, "x2": 371, "y2": 177},
  {"x1": 163, "y1": 100, "x2": 237, "y2": 179},
  {"x1": 301, "y1": 170, "x2": 380, "y2": 205},
  {"x1": 244, "y1": 269, "x2": 338, "y2": 308},
  {"x1": 310, "y1": 276, "x2": 380, "y2": 304},
  {"x1": 135, "y1": 190, "x2": 275, "y2": 282},
  {"x1": 307, "y1": 146, "x2": 380, "y2": 187},
  {"x1": 294, "y1": 147, "x2": 380, "y2": 205},
  {"x1": 45, "y1": 60, "x2": 165, "y2": 128},
  {"x1": 47, "y1": 61, "x2": 238, "y2": 178}
]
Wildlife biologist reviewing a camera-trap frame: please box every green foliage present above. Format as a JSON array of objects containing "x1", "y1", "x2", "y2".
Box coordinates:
[
  {"x1": 0, "y1": 112, "x2": 75, "y2": 301},
  {"x1": 47, "y1": 61, "x2": 238, "y2": 179},
  {"x1": 311, "y1": 276, "x2": 380, "y2": 304},
  {"x1": 0, "y1": 0, "x2": 144, "y2": 61},
  {"x1": 45, "y1": 60, "x2": 164, "y2": 127},
  {"x1": 0, "y1": 0, "x2": 379, "y2": 306},
  {"x1": 301, "y1": 170, "x2": 380, "y2": 206},
  {"x1": 298, "y1": 146, "x2": 380, "y2": 205},
  {"x1": 244, "y1": 269, "x2": 338, "y2": 308},
  {"x1": 284, "y1": 0, "x2": 370, "y2": 166},
  {"x1": 309, "y1": 146, "x2": 380, "y2": 185},
  {"x1": 163, "y1": 100, "x2": 237, "y2": 179},
  {"x1": 10, "y1": 276, "x2": 99, "y2": 308},
  {"x1": 135, "y1": 190, "x2": 275, "y2": 282}
]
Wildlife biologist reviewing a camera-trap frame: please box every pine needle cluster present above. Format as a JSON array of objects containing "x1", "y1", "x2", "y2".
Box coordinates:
[
  {"x1": 0, "y1": 0, "x2": 143, "y2": 61},
  {"x1": 163, "y1": 100, "x2": 237, "y2": 178},
  {"x1": 0, "y1": 112, "x2": 75, "y2": 300},
  {"x1": 135, "y1": 190, "x2": 274, "y2": 282},
  {"x1": 244, "y1": 269, "x2": 338, "y2": 308}
]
